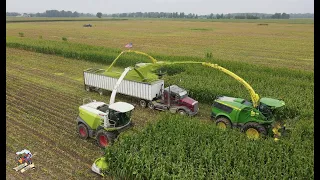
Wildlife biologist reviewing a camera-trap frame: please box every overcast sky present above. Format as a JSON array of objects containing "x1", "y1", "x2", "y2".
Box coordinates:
[{"x1": 6, "y1": 0, "x2": 314, "y2": 14}]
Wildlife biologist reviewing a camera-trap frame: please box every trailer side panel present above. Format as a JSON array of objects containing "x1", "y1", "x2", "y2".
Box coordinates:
[{"x1": 84, "y1": 72, "x2": 164, "y2": 101}]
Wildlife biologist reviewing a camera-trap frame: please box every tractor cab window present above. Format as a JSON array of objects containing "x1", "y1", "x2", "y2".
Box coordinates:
[
  {"x1": 170, "y1": 92, "x2": 179, "y2": 101},
  {"x1": 258, "y1": 103, "x2": 273, "y2": 119},
  {"x1": 116, "y1": 111, "x2": 132, "y2": 127},
  {"x1": 108, "y1": 109, "x2": 132, "y2": 127},
  {"x1": 97, "y1": 104, "x2": 109, "y2": 113},
  {"x1": 108, "y1": 109, "x2": 118, "y2": 124}
]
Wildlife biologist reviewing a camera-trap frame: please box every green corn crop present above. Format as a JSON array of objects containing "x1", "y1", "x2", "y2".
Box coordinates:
[{"x1": 104, "y1": 114, "x2": 313, "y2": 179}]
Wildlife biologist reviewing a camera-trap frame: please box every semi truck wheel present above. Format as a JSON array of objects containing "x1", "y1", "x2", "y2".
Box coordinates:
[
  {"x1": 178, "y1": 109, "x2": 186, "y2": 116},
  {"x1": 242, "y1": 122, "x2": 267, "y2": 140},
  {"x1": 139, "y1": 100, "x2": 147, "y2": 108},
  {"x1": 216, "y1": 117, "x2": 232, "y2": 130},
  {"x1": 96, "y1": 130, "x2": 117, "y2": 148},
  {"x1": 78, "y1": 124, "x2": 89, "y2": 139},
  {"x1": 148, "y1": 101, "x2": 154, "y2": 109}
]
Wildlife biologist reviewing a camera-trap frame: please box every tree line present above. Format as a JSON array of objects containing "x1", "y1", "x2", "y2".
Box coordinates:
[
  {"x1": 6, "y1": 10, "x2": 314, "y2": 19},
  {"x1": 6, "y1": 10, "x2": 95, "y2": 17},
  {"x1": 100, "y1": 12, "x2": 291, "y2": 19}
]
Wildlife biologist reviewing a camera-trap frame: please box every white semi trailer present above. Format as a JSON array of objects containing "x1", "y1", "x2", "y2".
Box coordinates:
[{"x1": 83, "y1": 68, "x2": 199, "y2": 116}]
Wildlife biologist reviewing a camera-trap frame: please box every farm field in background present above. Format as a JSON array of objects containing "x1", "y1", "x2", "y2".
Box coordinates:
[
  {"x1": 6, "y1": 18, "x2": 314, "y2": 179},
  {"x1": 6, "y1": 18, "x2": 314, "y2": 70}
]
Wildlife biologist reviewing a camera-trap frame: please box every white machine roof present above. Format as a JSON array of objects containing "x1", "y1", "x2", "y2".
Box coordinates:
[
  {"x1": 85, "y1": 101, "x2": 106, "y2": 109},
  {"x1": 109, "y1": 102, "x2": 134, "y2": 112},
  {"x1": 217, "y1": 96, "x2": 236, "y2": 102}
]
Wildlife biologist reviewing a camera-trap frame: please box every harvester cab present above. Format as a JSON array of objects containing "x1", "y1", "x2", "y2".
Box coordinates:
[
  {"x1": 258, "y1": 97, "x2": 285, "y2": 120},
  {"x1": 106, "y1": 102, "x2": 134, "y2": 128}
]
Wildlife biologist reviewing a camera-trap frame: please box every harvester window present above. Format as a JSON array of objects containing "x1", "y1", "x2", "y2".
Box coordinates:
[
  {"x1": 213, "y1": 102, "x2": 233, "y2": 113},
  {"x1": 97, "y1": 104, "x2": 109, "y2": 113},
  {"x1": 242, "y1": 100, "x2": 252, "y2": 106},
  {"x1": 108, "y1": 110, "x2": 118, "y2": 122},
  {"x1": 116, "y1": 111, "x2": 132, "y2": 127}
]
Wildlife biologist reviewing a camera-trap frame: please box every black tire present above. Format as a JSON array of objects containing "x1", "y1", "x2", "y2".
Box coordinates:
[
  {"x1": 78, "y1": 123, "x2": 89, "y2": 139},
  {"x1": 85, "y1": 85, "x2": 91, "y2": 92},
  {"x1": 178, "y1": 109, "x2": 186, "y2": 116},
  {"x1": 148, "y1": 101, "x2": 154, "y2": 109},
  {"x1": 98, "y1": 89, "x2": 104, "y2": 96},
  {"x1": 96, "y1": 130, "x2": 117, "y2": 148},
  {"x1": 242, "y1": 122, "x2": 267, "y2": 140},
  {"x1": 139, "y1": 100, "x2": 147, "y2": 108},
  {"x1": 216, "y1": 117, "x2": 232, "y2": 129}
]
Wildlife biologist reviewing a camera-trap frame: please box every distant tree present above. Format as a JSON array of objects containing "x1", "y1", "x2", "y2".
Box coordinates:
[
  {"x1": 281, "y1": 13, "x2": 290, "y2": 19},
  {"x1": 271, "y1": 13, "x2": 282, "y2": 19},
  {"x1": 96, "y1": 12, "x2": 102, "y2": 18},
  {"x1": 73, "y1": 11, "x2": 79, "y2": 17},
  {"x1": 216, "y1": 13, "x2": 223, "y2": 19}
]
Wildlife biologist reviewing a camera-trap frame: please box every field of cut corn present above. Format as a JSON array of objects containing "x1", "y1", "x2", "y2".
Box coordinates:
[{"x1": 6, "y1": 18, "x2": 313, "y2": 179}]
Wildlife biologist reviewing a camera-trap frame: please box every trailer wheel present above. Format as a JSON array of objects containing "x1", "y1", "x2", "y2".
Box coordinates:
[
  {"x1": 242, "y1": 122, "x2": 267, "y2": 140},
  {"x1": 78, "y1": 124, "x2": 89, "y2": 139},
  {"x1": 98, "y1": 89, "x2": 104, "y2": 96},
  {"x1": 139, "y1": 100, "x2": 147, "y2": 108},
  {"x1": 96, "y1": 130, "x2": 117, "y2": 148},
  {"x1": 148, "y1": 101, "x2": 154, "y2": 109},
  {"x1": 216, "y1": 117, "x2": 232, "y2": 130},
  {"x1": 85, "y1": 85, "x2": 91, "y2": 92}
]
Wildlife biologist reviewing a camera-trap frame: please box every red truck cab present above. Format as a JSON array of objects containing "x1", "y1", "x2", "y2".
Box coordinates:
[{"x1": 160, "y1": 85, "x2": 199, "y2": 116}]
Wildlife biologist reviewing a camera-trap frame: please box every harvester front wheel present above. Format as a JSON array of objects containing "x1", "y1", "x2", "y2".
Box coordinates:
[
  {"x1": 216, "y1": 117, "x2": 232, "y2": 130},
  {"x1": 78, "y1": 124, "x2": 89, "y2": 139},
  {"x1": 139, "y1": 100, "x2": 147, "y2": 108},
  {"x1": 96, "y1": 130, "x2": 117, "y2": 148},
  {"x1": 242, "y1": 122, "x2": 267, "y2": 140}
]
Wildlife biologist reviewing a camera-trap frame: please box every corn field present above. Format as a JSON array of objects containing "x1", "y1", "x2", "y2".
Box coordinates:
[{"x1": 105, "y1": 114, "x2": 314, "y2": 179}]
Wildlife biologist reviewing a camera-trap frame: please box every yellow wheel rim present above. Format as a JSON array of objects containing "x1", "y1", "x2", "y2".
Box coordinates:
[
  {"x1": 217, "y1": 122, "x2": 227, "y2": 130},
  {"x1": 246, "y1": 128, "x2": 260, "y2": 140}
]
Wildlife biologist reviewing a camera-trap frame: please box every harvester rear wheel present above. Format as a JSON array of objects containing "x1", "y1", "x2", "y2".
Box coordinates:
[
  {"x1": 139, "y1": 100, "x2": 147, "y2": 108},
  {"x1": 96, "y1": 130, "x2": 117, "y2": 148},
  {"x1": 78, "y1": 124, "x2": 89, "y2": 139},
  {"x1": 216, "y1": 117, "x2": 232, "y2": 130},
  {"x1": 242, "y1": 122, "x2": 267, "y2": 140}
]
